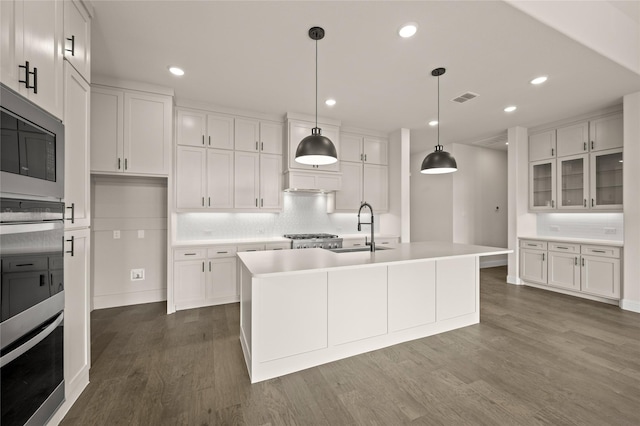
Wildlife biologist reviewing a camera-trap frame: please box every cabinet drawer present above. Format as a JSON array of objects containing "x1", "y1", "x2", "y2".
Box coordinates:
[
  {"x1": 581, "y1": 245, "x2": 620, "y2": 258},
  {"x1": 377, "y1": 237, "x2": 398, "y2": 246},
  {"x1": 265, "y1": 242, "x2": 290, "y2": 251},
  {"x1": 237, "y1": 244, "x2": 264, "y2": 252},
  {"x1": 520, "y1": 240, "x2": 547, "y2": 250},
  {"x1": 208, "y1": 246, "x2": 237, "y2": 258},
  {"x1": 548, "y1": 242, "x2": 580, "y2": 253},
  {"x1": 174, "y1": 248, "x2": 206, "y2": 260}
]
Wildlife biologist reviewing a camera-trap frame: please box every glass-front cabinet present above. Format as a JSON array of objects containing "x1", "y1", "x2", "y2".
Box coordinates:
[
  {"x1": 557, "y1": 154, "x2": 588, "y2": 209},
  {"x1": 529, "y1": 159, "x2": 556, "y2": 210},
  {"x1": 590, "y1": 148, "x2": 623, "y2": 210}
]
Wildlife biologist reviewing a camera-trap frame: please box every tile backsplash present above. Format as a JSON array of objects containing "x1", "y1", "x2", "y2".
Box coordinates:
[
  {"x1": 176, "y1": 193, "x2": 378, "y2": 241},
  {"x1": 537, "y1": 213, "x2": 623, "y2": 241}
]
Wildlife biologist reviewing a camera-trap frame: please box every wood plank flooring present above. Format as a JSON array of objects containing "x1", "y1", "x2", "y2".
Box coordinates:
[{"x1": 61, "y1": 267, "x2": 640, "y2": 425}]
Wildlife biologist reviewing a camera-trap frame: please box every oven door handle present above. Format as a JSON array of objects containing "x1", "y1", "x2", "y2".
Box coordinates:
[{"x1": 0, "y1": 311, "x2": 63, "y2": 368}]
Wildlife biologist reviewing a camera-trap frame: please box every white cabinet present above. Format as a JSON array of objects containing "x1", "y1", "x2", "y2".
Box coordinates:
[
  {"x1": 176, "y1": 110, "x2": 234, "y2": 150},
  {"x1": 207, "y1": 149, "x2": 234, "y2": 208},
  {"x1": 529, "y1": 130, "x2": 556, "y2": 161},
  {"x1": 176, "y1": 146, "x2": 234, "y2": 210},
  {"x1": 436, "y1": 257, "x2": 477, "y2": 321},
  {"x1": 590, "y1": 114, "x2": 623, "y2": 152},
  {"x1": 556, "y1": 122, "x2": 589, "y2": 157},
  {"x1": 63, "y1": 62, "x2": 90, "y2": 228},
  {"x1": 173, "y1": 257, "x2": 206, "y2": 309},
  {"x1": 63, "y1": 228, "x2": 90, "y2": 398},
  {"x1": 519, "y1": 240, "x2": 547, "y2": 284},
  {"x1": 590, "y1": 148, "x2": 623, "y2": 210},
  {"x1": 234, "y1": 152, "x2": 281, "y2": 210},
  {"x1": 519, "y1": 239, "x2": 621, "y2": 301},
  {"x1": 63, "y1": 0, "x2": 91, "y2": 82},
  {"x1": 206, "y1": 257, "x2": 237, "y2": 302},
  {"x1": 91, "y1": 85, "x2": 172, "y2": 176},
  {"x1": 388, "y1": 261, "x2": 435, "y2": 332},
  {"x1": 286, "y1": 119, "x2": 340, "y2": 172},
  {"x1": 1, "y1": 0, "x2": 64, "y2": 118},
  {"x1": 529, "y1": 159, "x2": 556, "y2": 210},
  {"x1": 557, "y1": 154, "x2": 588, "y2": 210},
  {"x1": 235, "y1": 118, "x2": 282, "y2": 154},
  {"x1": 333, "y1": 132, "x2": 388, "y2": 212}
]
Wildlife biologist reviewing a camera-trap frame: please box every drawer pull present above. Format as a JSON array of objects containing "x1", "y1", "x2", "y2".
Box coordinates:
[
  {"x1": 272, "y1": 248, "x2": 283, "y2": 250},
  {"x1": 246, "y1": 249, "x2": 257, "y2": 252},
  {"x1": 592, "y1": 250, "x2": 606, "y2": 253},
  {"x1": 527, "y1": 243, "x2": 537, "y2": 247},
  {"x1": 184, "y1": 253, "x2": 197, "y2": 256},
  {"x1": 557, "y1": 246, "x2": 568, "y2": 250},
  {"x1": 216, "y1": 251, "x2": 228, "y2": 254}
]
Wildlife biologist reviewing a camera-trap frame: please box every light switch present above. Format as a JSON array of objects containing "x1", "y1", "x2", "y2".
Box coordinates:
[
  {"x1": 113, "y1": 230, "x2": 121, "y2": 239},
  {"x1": 138, "y1": 230, "x2": 145, "y2": 239}
]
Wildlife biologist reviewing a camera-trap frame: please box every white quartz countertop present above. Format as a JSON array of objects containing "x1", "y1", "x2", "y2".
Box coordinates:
[
  {"x1": 518, "y1": 235, "x2": 623, "y2": 247},
  {"x1": 238, "y1": 241, "x2": 511, "y2": 277},
  {"x1": 173, "y1": 237, "x2": 290, "y2": 247}
]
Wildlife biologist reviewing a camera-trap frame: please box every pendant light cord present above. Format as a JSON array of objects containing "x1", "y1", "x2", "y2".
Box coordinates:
[
  {"x1": 437, "y1": 72, "x2": 440, "y2": 149},
  {"x1": 315, "y1": 37, "x2": 318, "y2": 128}
]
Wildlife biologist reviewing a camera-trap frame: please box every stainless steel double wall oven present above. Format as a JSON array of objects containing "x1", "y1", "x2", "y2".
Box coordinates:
[{"x1": 1, "y1": 83, "x2": 66, "y2": 426}]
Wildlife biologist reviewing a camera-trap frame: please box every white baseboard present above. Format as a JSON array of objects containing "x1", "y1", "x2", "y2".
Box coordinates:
[
  {"x1": 93, "y1": 288, "x2": 166, "y2": 310},
  {"x1": 507, "y1": 275, "x2": 522, "y2": 285},
  {"x1": 480, "y1": 259, "x2": 508, "y2": 269},
  {"x1": 46, "y1": 367, "x2": 89, "y2": 425},
  {"x1": 620, "y1": 298, "x2": 640, "y2": 313}
]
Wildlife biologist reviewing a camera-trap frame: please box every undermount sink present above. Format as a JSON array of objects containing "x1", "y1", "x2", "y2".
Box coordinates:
[{"x1": 327, "y1": 246, "x2": 393, "y2": 253}]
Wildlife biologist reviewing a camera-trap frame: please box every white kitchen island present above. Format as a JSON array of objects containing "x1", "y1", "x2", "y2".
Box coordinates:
[{"x1": 237, "y1": 241, "x2": 510, "y2": 383}]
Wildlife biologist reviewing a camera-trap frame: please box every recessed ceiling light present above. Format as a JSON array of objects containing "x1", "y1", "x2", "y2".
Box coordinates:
[
  {"x1": 428, "y1": 120, "x2": 438, "y2": 126},
  {"x1": 168, "y1": 66, "x2": 185, "y2": 76},
  {"x1": 504, "y1": 106, "x2": 517, "y2": 112},
  {"x1": 325, "y1": 99, "x2": 336, "y2": 106},
  {"x1": 398, "y1": 23, "x2": 418, "y2": 38},
  {"x1": 530, "y1": 76, "x2": 548, "y2": 85}
]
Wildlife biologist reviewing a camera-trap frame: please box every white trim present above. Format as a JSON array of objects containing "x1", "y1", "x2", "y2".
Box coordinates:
[
  {"x1": 522, "y1": 281, "x2": 619, "y2": 306},
  {"x1": 92, "y1": 77, "x2": 175, "y2": 97},
  {"x1": 620, "y1": 299, "x2": 640, "y2": 313},
  {"x1": 480, "y1": 259, "x2": 508, "y2": 269},
  {"x1": 46, "y1": 367, "x2": 89, "y2": 426},
  {"x1": 507, "y1": 275, "x2": 523, "y2": 285},
  {"x1": 93, "y1": 289, "x2": 166, "y2": 310}
]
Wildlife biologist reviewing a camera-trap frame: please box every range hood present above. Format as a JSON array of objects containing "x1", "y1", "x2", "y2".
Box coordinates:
[{"x1": 283, "y1": 170, "x2": 342, "y2": 193}]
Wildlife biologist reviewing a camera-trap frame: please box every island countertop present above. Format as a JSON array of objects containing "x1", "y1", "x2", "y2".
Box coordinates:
[{"x1": 237, "y1": 241, "x2": 511, "y2": 277}]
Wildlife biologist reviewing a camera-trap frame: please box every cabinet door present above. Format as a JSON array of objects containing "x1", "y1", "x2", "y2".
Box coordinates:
[
  {"x1": 334, "y1": 162, "x2": 363, "y2": 211},
  {"x1": 340, "y1": 133, "x2": 363, "y2": 162},
  {"x1": 63, "y1": 0, "x2": 90, "y2": 81},
  {"x1": 259, "y1": 121, "x2": 283, "y2": 155},
  {"x1": 206, "y1": 257, "x2": 237, "y2": 301},
  {"x1": 63, "y1": 63, "x2": 90, "y2": 229},
  {"x1": 363, "y1": 164, "x2": 388, "y2": 212},
  {"x1": 207, "y1": 149, "x2": 234, "y2": 209},
  {"x1": 590, "y1": 148, "x2": 623, "y2": 210},
  {"x1": 363, "y1": 137, "x2": 388, "y2": 165},
  {"x1": 259, "y1": 153, "x2": 282, "y2": 210},
  {"x1": 547, "y1": 251, "x2": 580, "y2": 290},
  {"x1": 581, "y1": 255, "x2": 620, "y2": 299},
  {"x1": 557, "y1": 154, "x2": 588, "y2": 210},
  {"x1": 176, "y1": 146, "x2": 206, "y2": 209},
  {"x1": 123, "y1": 91, "x2": 172, "y2": 175},
  {"x1": 1, "y1": 0, "x2": 20, "y2": 93},
  {"x1": 176, "y1": 110, "x2": 206, "y2": 147},
  {"x1": 590, "y1": 114, "x2": 623, "y2": 152},
  {"x1": 529, "y1": 130, "x2": 556, "y2": 161},
  {"x1": 556, "y1": 122, "x2": 588, "y2": 157},
  {"x1": 520, "y1": 249, "x2": 547, "y2": 284},
  {"x1": 288, "y1": 120, "x2": 340, "y2": 171},
  {"x1": 63, "y1": 229, "x2": 90, "y2": 395},
  {"x1": 91, "y1": 86, "x2": 123, "y2": 173},
  {"x1": 529, "y1": 159, "x2": 556, "y2": 210},
  {"x1": 21, "y1": 0, "x2": 64, "y2": 119},
  {"x1": 388, "y1": 261, "x2": 436, "y2": 332},
  {"x1": 207, "y1": 113, "x2": 234, "y2": 150},
  {"x1": 234, "y1": 151, "x2": 259, "y2": 209},
  {"x1": 234, "y1": 117, "x2": 259, "y2": 152},
  {"x1": 173, "y1": 260, "x2": 206, "y2": 307}
]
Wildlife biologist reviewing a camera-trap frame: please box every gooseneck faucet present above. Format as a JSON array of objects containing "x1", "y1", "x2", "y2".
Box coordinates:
[{"x1": 357, "y1": 202, "x2": 375, "y2": 252}]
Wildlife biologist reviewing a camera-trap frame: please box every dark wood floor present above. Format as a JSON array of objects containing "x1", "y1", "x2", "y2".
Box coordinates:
[{"x1": 61, "y1": 267, "x2": 640, "y2": 425}]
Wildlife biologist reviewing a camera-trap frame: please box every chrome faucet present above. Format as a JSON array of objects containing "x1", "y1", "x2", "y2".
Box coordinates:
[{"x1": 357, "y1": 202, "x2": 375, "y2": 252}]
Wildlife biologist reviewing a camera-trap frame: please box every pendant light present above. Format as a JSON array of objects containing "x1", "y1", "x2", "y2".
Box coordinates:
[
  {"x1": 421, "y1": 67, "x2": 457, "y2": 174},
  {"x1": 295, "y1": 27, "x2": 338, "y2": 166}
]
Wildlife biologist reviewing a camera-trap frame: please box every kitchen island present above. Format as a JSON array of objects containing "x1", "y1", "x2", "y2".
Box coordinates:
[{"x1": 237, "y1": 241, "x2": 510, "y2": 383}]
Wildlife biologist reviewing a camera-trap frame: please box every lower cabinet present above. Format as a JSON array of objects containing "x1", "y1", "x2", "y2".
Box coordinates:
[
  {"x1": 519, "y1": 239, "x2": 621, "y2": 301},
  {"x1": 63, "y1": 228, "x2": 91, "y2": 400}
]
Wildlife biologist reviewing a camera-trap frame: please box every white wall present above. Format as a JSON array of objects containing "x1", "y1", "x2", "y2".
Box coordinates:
[
  {"x1": 92, "y1": 176, "x2": 167, "y2": 309},
  {"x1": 380, "y1": 128, "x2": 409, "y2": 241}
]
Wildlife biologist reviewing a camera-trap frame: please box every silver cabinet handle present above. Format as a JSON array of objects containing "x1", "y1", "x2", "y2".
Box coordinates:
[
  {"x1": 255, "y1": 141, "x2": 258, "y2": 151},
  {"x1": 65, "y1": 203, "x2": 75, "y2": 224},
  {"x1": 202, "y1": 262, "x2": 205, "y2": 272},
  {"x1": 582, "y1": 258, "x2": 585, "y2": 266},
  {"x1": 260, "y1": 198, "x2": 263, "y2": 207},
  {"x1": 202, "y1": 197, "x2": 205, "y2": 207},
  {"x1": 209, "y1": 261, "x2": 211, "y2": 272},
  {"x1": 551, "y1": 200, "x2": 555, "y2": 208},
  {"x1": 584, "y1": 199, "x2": 587, "y2": 207},
  {"x1": 527, "y1": 244, "x2": 537, "y2": 247},
  {"x1": 592, "y1": 249, "x2": 606, "y2": 253},
  {"x1": 125, "y1": 158, "x2": 128, "y2": 170},
  {"x1": 202, "y1": 135, "x2": 205, "y2": 145},
  {"x1": 360, "y1": 153, "x2": 363, "y2": 161},
  {"x1": 208, "y1": 135, "x2": 211, "y2": 146},
  {"x1": 0, "y1": 312, "x2": 63, "y2": 368},
  {"x1": 208, "y1": 197, "x2": 211, "y2": 207},
  {"x1": 557, "y1": 246, "x2": 568, "y2": 250},
  {"x1": 261, "y1": 142, "x2": 264, "y2": 151},
  {"x1": 364, "y1": 154, "x2": 367, "y2": 161},
  {"x1": 255, "y1": 198, "x2": 258, "y2": 207},
  {"x1": 184, "y1": 253, "x2": 197, "y2": 256},
  {"x1": 592, "y1": 199, "x2": 594, "y2": 207},
  {"x1": 217, "y1": 251, "x2": 228, "y2": 254}
]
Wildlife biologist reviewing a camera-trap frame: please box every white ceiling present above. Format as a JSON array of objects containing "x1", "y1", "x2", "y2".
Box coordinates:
[{"x1": 90, "y1": 1, "x2": 640, "y2": 155}]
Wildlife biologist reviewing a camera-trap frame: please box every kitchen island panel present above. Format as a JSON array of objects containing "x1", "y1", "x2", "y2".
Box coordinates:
[
  {"x1": 436, "y1": 257, "x2": 478, "y2": 321},
  {"x1": 328, "y1": 266, "x2": 387, "y2": 346},
  {"x1": 256, "y1": 272, "x2": 328, "y2": 362},
  {"x1": 388, "y1": 261, "x2": 436, "y2": 332}
]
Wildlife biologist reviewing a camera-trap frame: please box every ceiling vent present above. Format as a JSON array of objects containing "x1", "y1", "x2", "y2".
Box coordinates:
[{"x1": 452, "y1": 92, "x2": 479, "y2": 103}]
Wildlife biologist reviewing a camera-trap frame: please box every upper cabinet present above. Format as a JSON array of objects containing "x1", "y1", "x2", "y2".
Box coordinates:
[
  {"x1": 91, "y1": 85, "x2": 173, "y2": 176},
  {"x1": 235, "y1": 118, "x2": 283, "y2": 154},
  {"x1": 176, "y1": 110, "x2": 234, "y2": 150},
  {"x1": 1, "y1": 0, "x2": 64, "y2": 119},
  {"x1": 341, "y1": 133, "x2": 388, "y2": 165},
  {"x1": 529, "y1": 112, "x2": 623, "y2": 212},
  {"x1": 63, "y1": 0, "x2": 91, "y2": 82}
]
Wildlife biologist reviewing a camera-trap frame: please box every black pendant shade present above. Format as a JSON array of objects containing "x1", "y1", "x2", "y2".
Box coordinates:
[
  {"x1": 295, "y1": 26, "x2": 338, "y2": 166},
  {"x1": 420, "y1": 67, "x2": 457, "y2": 174}
]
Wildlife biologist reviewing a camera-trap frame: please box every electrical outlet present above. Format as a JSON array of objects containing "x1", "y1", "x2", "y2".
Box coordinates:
[
  {"x1": 138, "y1": 230, "x2": 145, "y2": 239},
  {"x1": 549, "y1": 226, "x2": 560, "y2": 232},
  {"x1": 113, "y1": 230, "x2": 121, "y2": 239},
  {"x1": 131, "y1": 269, "x2": 145, "y2": 281},
  {"x1": 604, "y1": 228, "x2": 616, "y2": 235}
]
